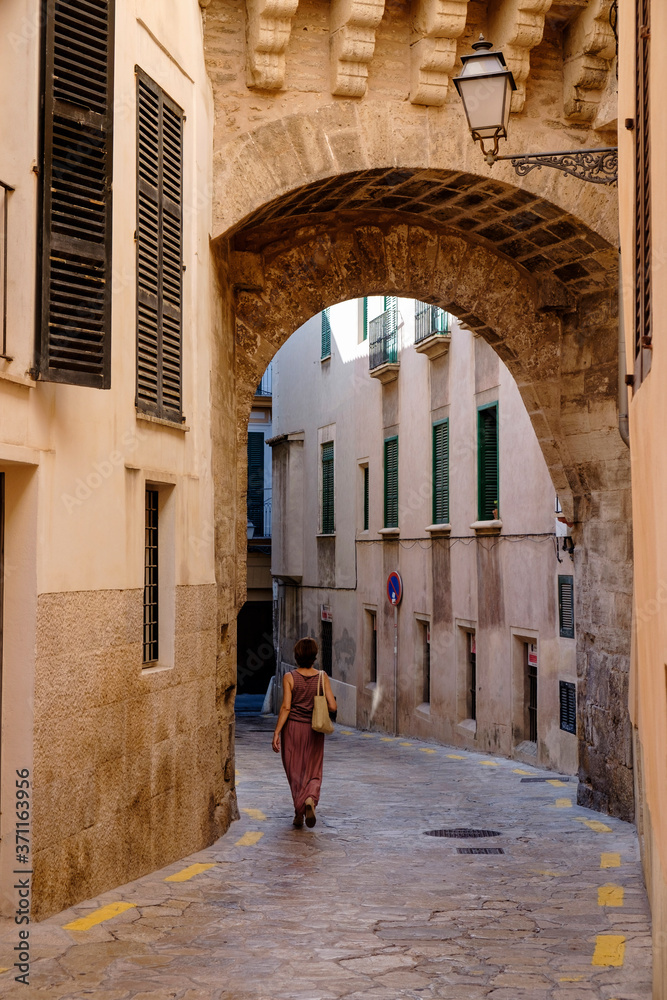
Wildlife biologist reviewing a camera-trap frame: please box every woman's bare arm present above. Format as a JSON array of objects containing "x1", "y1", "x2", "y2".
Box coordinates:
[{"x1": 272, "y1": 674, "x2": 293, "y2": 753}]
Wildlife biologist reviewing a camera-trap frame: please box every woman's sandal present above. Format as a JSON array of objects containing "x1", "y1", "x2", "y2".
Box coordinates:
[{"x1": 304, "y1": 797, "x2": 317, "y2": 828}]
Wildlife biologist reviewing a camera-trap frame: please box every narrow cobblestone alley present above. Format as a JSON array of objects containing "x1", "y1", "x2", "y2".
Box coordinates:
[{"x1": 0, "y1": 720, "x2": 651, "y2": 999}]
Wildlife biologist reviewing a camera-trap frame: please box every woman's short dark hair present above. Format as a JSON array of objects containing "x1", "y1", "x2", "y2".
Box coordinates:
[{"x1": 294, "y1": 636, "x2": 318, "y2": 668}]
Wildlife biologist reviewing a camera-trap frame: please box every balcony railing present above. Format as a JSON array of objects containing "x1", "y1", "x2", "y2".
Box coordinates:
[
  {"x1": 0, "y1": 181, "x2": 14, "y2": 360},
  {"x1": 248, "y1": 494, "x2": 272, "y2": 540},
  {"x1": 415, "y1": 303, "x2": 450, "y2": 343},
  {"x1": 255, "y1": 363, "x2": 272, "y2": 397},
  {"x1": 369, "y1": 305, "x2": 398, "y2": 370}
]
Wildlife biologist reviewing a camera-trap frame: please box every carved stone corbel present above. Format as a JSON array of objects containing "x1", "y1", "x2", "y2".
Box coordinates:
[
  {"x1": 563, "y1": 0, "x2": 616, "y2": 123},
  {"x1": 245, "y1": 0, "x2": 300, "y2": 91},
  {"x1": 410, "y1": 0, "x2": 471, "y2": 106},
  {"x1": 487, "y1": 0, "x2": 553, "y2": 113},
  {"x1": 330, "y1": 0, "x2": 386, "y2": 98}
]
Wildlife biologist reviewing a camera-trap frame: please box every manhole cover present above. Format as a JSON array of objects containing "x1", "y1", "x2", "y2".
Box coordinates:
[
  {"x1": 520, "y1": 777, "x2": 570, "y2": 783},
  {"x1": 457, "y1": 847, "x2": 504, "y2": 854},
  {"x1": 424, "y1": 828, "x2": 501, "y2": 838}
]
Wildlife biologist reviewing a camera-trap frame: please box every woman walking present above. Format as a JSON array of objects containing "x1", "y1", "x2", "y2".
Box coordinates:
[{"x1": 272, "y1": 637, "x2": 337, "y2": 828}]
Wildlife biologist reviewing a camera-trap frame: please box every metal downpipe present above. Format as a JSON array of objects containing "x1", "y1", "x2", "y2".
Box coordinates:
[{"x1": 618, "y1": 258, "x2": 630, "y2": 448}]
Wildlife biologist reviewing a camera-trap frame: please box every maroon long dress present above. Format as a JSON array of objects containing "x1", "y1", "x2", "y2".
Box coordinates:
[{"x1": 281, "y1": 669, "x2": 325, "y2": 815}]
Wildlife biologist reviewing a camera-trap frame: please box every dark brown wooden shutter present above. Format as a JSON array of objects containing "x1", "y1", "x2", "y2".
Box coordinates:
[
  {"x1": 136, "y1": 70, "x2": 183, "y2": 420},
  {"x1": 634, "y1": 0, "x2": 651, "y2": 383},
  {"x1": 39, "y1": 0, "x2": 115, "y2": 387}
]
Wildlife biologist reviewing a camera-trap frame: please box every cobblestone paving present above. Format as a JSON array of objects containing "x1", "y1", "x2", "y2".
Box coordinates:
[{"x1": 0, "y1": 719, "x2": 652, "y2": 999}]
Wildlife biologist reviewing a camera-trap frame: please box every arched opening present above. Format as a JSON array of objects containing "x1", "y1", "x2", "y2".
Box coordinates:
[{"x1": 211, "y1": 167, "x2": 632, "y2": 822}]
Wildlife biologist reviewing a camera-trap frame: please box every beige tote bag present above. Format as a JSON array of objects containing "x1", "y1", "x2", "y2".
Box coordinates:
[{"x1": 312, "y1": 670, "x2": 335, "y2": 734}]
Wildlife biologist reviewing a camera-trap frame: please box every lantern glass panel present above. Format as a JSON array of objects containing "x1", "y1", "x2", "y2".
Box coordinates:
[{"x1": 458, "y1": 73, "x2": 510, "y2": 137}]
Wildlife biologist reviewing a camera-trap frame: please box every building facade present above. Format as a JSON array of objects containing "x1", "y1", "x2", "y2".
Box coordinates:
[
  {"x1": 270, "y1": 298, "x2": 579, "y2": 774},
  {"x1": 0, "y1": 0, "x2": 235, "y2": 920}
]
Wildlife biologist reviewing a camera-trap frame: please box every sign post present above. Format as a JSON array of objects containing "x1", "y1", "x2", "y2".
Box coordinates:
[{"x1": 386, "y1": 572, "x2": 403, "y2": 735}]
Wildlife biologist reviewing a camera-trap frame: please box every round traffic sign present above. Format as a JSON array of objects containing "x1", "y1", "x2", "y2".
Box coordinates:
[{"x1": 387, "y1": 571, "x2": 403, "y2": 605}]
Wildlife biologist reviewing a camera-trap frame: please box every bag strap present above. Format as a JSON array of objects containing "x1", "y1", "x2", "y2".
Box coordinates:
[{"x1": 317, "y1": 670, "x2": 324, "y2": 697}]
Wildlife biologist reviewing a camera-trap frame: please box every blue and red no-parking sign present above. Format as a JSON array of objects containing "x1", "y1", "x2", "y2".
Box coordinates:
[{"x1": 386, "y1": 571, "x2": 403, "y2": 606}]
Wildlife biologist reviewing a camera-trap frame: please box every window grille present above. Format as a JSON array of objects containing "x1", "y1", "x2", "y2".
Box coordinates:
[
  {"x1": 468, "y1": 632, "x2": 477, "y2": 722},
  {"x1": 136, "y1": 70, "x2": 184, "y2": 420},
  {"x1": 527, "y1": 644, "x2": 538, "y2": 742},
  {"x1": 247, "y1": 432, "x2": 265, "y2": 536},
  {"x1": 432, "y1": 419, "x2": 449, "y2": 524},
  {"x1": 143, "y1": 489, "x2": 159, "y2": 663},
  {"x1": 38, "y1": 0, "x2": 115, "y2": 387},
  {"x1": 384, "y1": 436, "x2": 399, "y2": 528},
  {"x1": 477, "y1": 403, "x2": 499, "y2": 521},
  {"x1": 321, "y1": 308, "x2": 331, "y2": 359},
  {"x1": 558, "y1": 575, "x2": 575, "y2": 638},
  {"x1": 321, "y1": 441, "x2": 335, "y2": 534},
  {"x1": 321, "y1": 619, "x2": 333, "y2": 675},
  {"x1": 559, "y1": 680, "x2": 576, "y2": 734},
  {"x1": 634, "y1": 0, "x2": 651, "y2": 384},
  {"x1": 369, "y1": 611, "x2": 377, "y2": 683},
  {"x1": 422, "y1": 622, "x2": 431, "y2": 705}
]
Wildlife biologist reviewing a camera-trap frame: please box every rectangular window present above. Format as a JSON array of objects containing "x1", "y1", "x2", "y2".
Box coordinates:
[
  {"x1": 384, "y1": 436, "x2": 399, "y2": 528},
  {"x1": 321, "y1": 441, "x2": 334, "y2": 534},
  {"x1": 321, "y1": 307, "x2": 331, "y2": 359},
  {"x1": 143, "y1": 488, "x2": 159, "y2": 663},
  {"x1": 247, "y1": 431, "x2": 265, "y2": 537},
  {"x1": 432, "y1": 419, "x2": 449, "y2": 524},
  {"x1": 136, "y1": 69, "x2": 184, "y2": 420},
  {"x1": 421, "y1": 621, "x2": 431, "y2": 705},
  {"x1": 634, "y1": 0, "x2": 651, "y2": 385},
  {"x1": 477, "y1": 403, "x2": 499, "y2": 521},
  {"x1": 558, "y1": 575, "x2": 575, "y2": 638},
  {"x1": 321, "y1": 619, "x2": 333, "y2": 676},
  {"x1": 467, "y1": 631, "x2": 477, "y2": 721},
  {"x1": 363, "y1": 465, "x2": 369, "y2": 531},
  {"x1": 38, "y1": 0, "x2": 115, "y2": 387},
  {"x1": 559, "y1": 680, "x2": 576, "y2": 734}
]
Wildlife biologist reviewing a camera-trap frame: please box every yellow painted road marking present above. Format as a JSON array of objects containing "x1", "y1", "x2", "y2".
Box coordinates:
[
  {"x1": 399, "y1": 741, "x2": 414, "y2": 746},
  {"x1": 480, "y1": 761, "x2": 499, "y2": 766},
  {"x1": 420, "y1": 748, "x2": 436, "y2": 754},
  {"x1": 380, "y1": 737, "x2": 394, "y2": 741},
  {"x1": 560, "y1": 976, "x2": 585, "y2": 982},
  {"x1": 555, "y1": 798, "x2": 573, "y2": 808},
  {"x1": 340, "y1": 731, "x2": 353, "y2": 735},
  {"x1": 598, "y1": 885, "x2": 624, "y2": 907},
  {"x1": 513, "y1": 768, "x2": 533, "y2": 774},
  {"x1": 548, "y1": 779, "x2": 568, "y2": 787},
  {"x1": 235, "y1": 831, "x2": 264, "y2": 847},
  {"x1": 64, "y1": 901, "x2": 136, "y2": 931},
  {"x1": 448, "y1": 754, "x2": 465, "y2": 759},
  {"x1": 601, "y1": 852, "x2": 621, "y2": 868},
  {"x1": 241, "y1": 808, "x2": 267, "y2": 821},
  {"x1": 578, "y1": 818, "x2": 613, "y2": 833},
  {"x1": 165, "y1": 863, "x2": 216, "y2": 882},
  {"x1": 362, "y1": 734, "x2": 374, "y2": 738},
  {"x1": 0, "y1": 968, "x2": 10, "y2": 975},
  {"x1": 592, "y1": 935, "x2": 625, "y2": 967}
]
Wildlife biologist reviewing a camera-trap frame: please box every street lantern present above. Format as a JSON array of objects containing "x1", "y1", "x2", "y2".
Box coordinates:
[
  {"x1": 453, "y1": 36, "x2": 516, "y2": 163},
  {"x1": 452, "y1": 34, "x2": 618, "y2": 185}
]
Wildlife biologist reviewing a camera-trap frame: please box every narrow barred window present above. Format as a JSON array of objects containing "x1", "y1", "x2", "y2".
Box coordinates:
[{"x1": 143, "y1": 488, "x2": 159, "y2": 663}]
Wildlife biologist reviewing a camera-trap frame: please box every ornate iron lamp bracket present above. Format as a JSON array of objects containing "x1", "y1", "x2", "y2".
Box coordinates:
[{"x1": 493, "y1": 146, "x2": 618, "y2": 186}]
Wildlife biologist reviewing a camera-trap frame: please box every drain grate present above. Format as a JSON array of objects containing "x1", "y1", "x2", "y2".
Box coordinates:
[
  {"x1": 424, "y1": 828, "x2": 501, "y2": 838},
  {"x1": 520, "y1": 777, "x2": 570, "y2": 783},
  {"x1": 457, "y1": 847, "x2": 504, "y2": 855}
]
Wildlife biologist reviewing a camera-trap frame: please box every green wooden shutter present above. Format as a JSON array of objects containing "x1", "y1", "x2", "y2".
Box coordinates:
[
  {"x1": 39, "y1": 0, "x2": 115, "y2": 387},
  {"x1": 385, "y1": 296, "x2": 398, "y2": 363},
  {"x1": 433, "y1": 419, "x2": 449, "y2": 524},
  {"x1": 247, "y1": 432, "x2": 265, "y2": 535},
  {"x1": 363, "y1": 465, "x2": 369, "y2": 530},
  {"x1": 477, "y1": 404, "x2": 499, "y2": 521},
  {"x1": 136, "y1": 70, "x2": 183, "y2": 420},
  {"x1": 321, "y1": 308, "x2": 331, "y2": 359},
  {"x1": 322, "y1": 441, "x2": 335, "y2": 533},
  {"x1": 384, "y1": 436, "x2": 398, "y2": 528},
  {"x1": 362, "y1": 297, "x2": 368, "y2": 341},
  {"x1": 558, "y1": 575, "x2": 575, "y2": 638}
]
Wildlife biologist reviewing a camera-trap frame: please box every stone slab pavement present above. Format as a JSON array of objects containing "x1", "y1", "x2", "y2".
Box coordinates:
[{"x1": 0, "y1": 718, "x2": 652, "y2": 999}]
